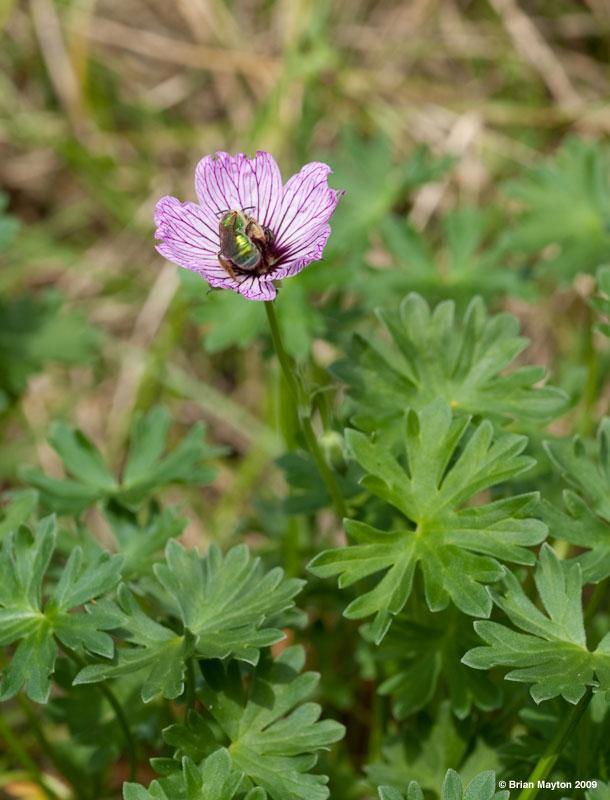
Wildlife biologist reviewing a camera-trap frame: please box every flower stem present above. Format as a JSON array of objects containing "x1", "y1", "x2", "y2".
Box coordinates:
[
  {"x1": 0, "y1": 709, "x2": 61, "y2": 800},
  {"x1": 264, "y1": 300, "x2": 347, "y2": 519},
  {"x1": 59, "y1": 644, "x2": 138, "y2": 783},
  {"x1": 516, "y1": 687, "x2": 593, "y2": 800}
]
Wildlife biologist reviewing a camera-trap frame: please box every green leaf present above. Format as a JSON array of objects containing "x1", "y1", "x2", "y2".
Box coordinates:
[
  {"x1": 0, "y1": 517, "x2": 124, "y2": 702},
  {"x1": 0, "y1": 489, "x2": 38, "y2": 539},
  {"x1": 462, "y1": 544, "x2": 610, "y2": 703},
  {"x1": 365, "y1": 606, "x2": 501, "y2": 720},
  {"x1": 74, "y1": 585, "x2": 196, "y2": 702},
  {"x1": 379, "y1": 769, "x2": 507, "y2": 800},
  {"x1": 543, "y1": 419, "x2": 610, "y2": 582},
  {"x1": 163, "y1": 646, "x2": 345, "y2": 800},
  {"x1": 74, "y1": 542, "x2": 303, "y2": 700},
  {"x1": 367, "y1": 703, "x2": 467, "y2": 791},
  {"x1": 120, "y1": 407, "x2": 219, "y2": 505},
  {"x1": 0, "y1": 291, "x2": 98, "y2": 403},
  {"x1": 104, "y1": 502, "x2": 187, "y2": 578},
  {"x1": 309, "y1": 401, "x2": 545, "y2": 640},
  {"x1": 22, "y1": 406, "x2": 220, "y2": 514},
  {"x1": 154, "y1": 540, "x2": 304, "y2": 663},
  {"x1": 362, "y1": 207, "x2": 526, "y2": 308},
  {"x1": 189, "y1": 275, "x2": 324, "y2": 360},
  {"x1": 123, "y1": 748, "x2": 245, "y2": 800},
  {"x1": 334, "y1": 293, "x2": 567, "y2": 440},
  {"x1": 503, "y1": 138, "x2": 610, "y2": 281},
  {"x1": 325, "y1": 133, "x2": 451, "y2": 260}
]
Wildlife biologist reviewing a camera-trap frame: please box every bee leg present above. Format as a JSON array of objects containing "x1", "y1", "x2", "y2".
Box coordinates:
[{"x1": 218, "y1": 253, "x2": 238, "y2": 282}]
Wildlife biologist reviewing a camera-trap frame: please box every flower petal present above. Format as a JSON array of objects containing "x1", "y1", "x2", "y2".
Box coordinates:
[
  {"x1": 235, "y1": 275, "x2": 277, "y2": 301},
  {"x1": 155, "y1": 195, "x2": 277, "y2": 301},
  {"x1": 195, "y1": 151, "x2": 282, "y2": 228},
  {"x1": 154, "y1": 195, "x2": 235, "y2": 290},
  {"x1": 273, "y1": 162, "x2": 343, "y2": 264},
  {"x1": 272, "y1": 225, "x2": 333, "y2": 280}
]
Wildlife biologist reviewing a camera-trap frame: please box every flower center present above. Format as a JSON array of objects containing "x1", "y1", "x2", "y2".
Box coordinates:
[{"x1": 217, "y1": 209, "x2": 277, "y2": 280}]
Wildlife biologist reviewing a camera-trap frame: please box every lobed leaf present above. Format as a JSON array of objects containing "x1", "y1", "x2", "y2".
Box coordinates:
[
  {"x1": 75, "y1": 541, "x2": 304, "y2": 701},
  {"x1": 0, "y1": 516, "x2": 124, "y2": 702},
  {"x1": 309, "y1": 401, "x2": 546, "y2": 641},
  {"x1": 123, "y1": 748, "x2": 249, "y2": 800},
  {"x1": 378, "y1": 769, "x2": 508, "y2": 800},
  {"x1": 544, "y1": 418, "x2": 610, "y2": 583},
  {"x1": 462, "y1": 544, "x2": 610, "y2": 703},
  {"x1": 365, "y1": 606, "x2": 501, "y2": 720},
  {"x1": 161, "y1": 646, "x2": 345, "y2": 800},
  {"x1": 502, "y1": 138, "x2": 610, "y2": 281},
  {"x1": 334, "y1": 293, "x2": 567, "y2": 441},
  {"x1": 22, "y1": 406, "x2": 220, "y2": 515}
]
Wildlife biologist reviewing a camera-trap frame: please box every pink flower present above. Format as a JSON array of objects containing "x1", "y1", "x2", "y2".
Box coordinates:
[{"x1": 154, "y1": 151, "x2": 344, "y2": 301}]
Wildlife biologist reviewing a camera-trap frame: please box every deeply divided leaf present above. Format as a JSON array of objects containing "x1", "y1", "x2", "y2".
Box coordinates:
[
  {"x1": 309, "y1": 401, "x2": 546, "y2": 641},
  {"x1": 462, "y1": 544, "x2": 610, "y2": 703},
  {"x1": 334, "y1": 293, "x2": 566, "y2": 441}
]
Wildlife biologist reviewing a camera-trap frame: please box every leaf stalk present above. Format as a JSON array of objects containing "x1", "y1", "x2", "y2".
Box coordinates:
[{"x1": 516, "y1": 687, "x2": 593, "y2": 800}]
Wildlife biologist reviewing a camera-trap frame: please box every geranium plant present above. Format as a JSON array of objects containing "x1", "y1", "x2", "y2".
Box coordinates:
[{"x1": 2, "y1": 143, "x2": 610, "y2": 800}]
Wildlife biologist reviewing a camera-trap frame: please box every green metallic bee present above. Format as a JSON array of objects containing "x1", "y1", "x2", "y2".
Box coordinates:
[{"x1": 217, "y1": 210, "x2": 275, "y2": 281}]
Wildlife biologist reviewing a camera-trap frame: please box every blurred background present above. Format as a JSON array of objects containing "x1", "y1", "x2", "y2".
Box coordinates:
[{"x1": 1, "y1": 0, "x2": 610, "y2": 538}]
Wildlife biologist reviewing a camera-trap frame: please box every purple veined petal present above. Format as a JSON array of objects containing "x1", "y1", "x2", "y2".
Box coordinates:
[
  {"x1": 154, "y1": 196, "x2": 237, "y2": 290},
  {"x1": 155, "y1": 151, "x2": 343, "y2": 302},
  {"x1": 235, "y1": 274, "x2": 277, "y2": 301},
  {"x1": 273, "y1": 163, "x2": 343, "y2": 257},
  {"x1": 272, "y1": 223, "x2": 333, "y2": 280},
  {"x1": 195, "y1": 151, "x2": 282, "y2": 227}
]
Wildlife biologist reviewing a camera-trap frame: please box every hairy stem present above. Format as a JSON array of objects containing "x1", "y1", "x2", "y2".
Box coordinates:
[
  {"x1": 59, "y1": 644, "x2": 137, "y2": 783},
  {"x1": 264, "y1": 300, "x2": 347, "y2": 519},
  {"x1": 516, "y1": 687, "x2": 593, "y2": 800}
]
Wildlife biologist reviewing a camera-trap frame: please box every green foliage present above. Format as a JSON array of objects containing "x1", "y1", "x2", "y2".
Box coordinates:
[
  {"x1": 367, "y1": 208, "x2": 524, "y2": 305},
  {"x1": 123, "y1": 749, "x2": 250, "y2": 800},
  {"x1": 74, "y1": 541, "x2": 303, "y2": 700},
  {"x1": 324, "y1": 134, "x2": 451, "y2": 260},
  {"x1": 103, "y1": 502, "x2": 187, "y2": 579},
  {"x1": 543, "y1": 419, "x2": 610, "y2": 583},
  {"x1": 0, "y1": 516, "x2": 123, "y2": 702},
  {"x1": 463, "y1": 544, "x2": 610, "y2": 703},
  {"x1": 503, "y1": 138, "x2": 610, "y2": 281},
  {"x1": 156, "y1": 646, "x2": 345, "y2": 800},
  {"x1": 334, "y1": 293, "x2": 566, "y2": 439},
  {"x1": 365, "y1": 606, "x2": 501, "y2": 720},
  {"x1": 367, "y1": 702, "x2": 498, "y2": 793},
  {"x1": 378, "y1": 769, "x2": 508, "y2": 800},
  {"x1": 23, "y1": 406, "x2": 219, "y2": 514},
  {"x1": 0, "y1": 488, "x2": 38, "y2": 539},
  {"x1": 186, "y1": 267, "x2": 326, "y2": 359},
  {"x1": 0, "y1": 291, "x2": 98, "y2": 409},
  {"x1": 9, "y1": 0, "x2": 610, "y2": 794},
  {"x1": 309, "y1": 401, "x2": 546, "y2": 641}
]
